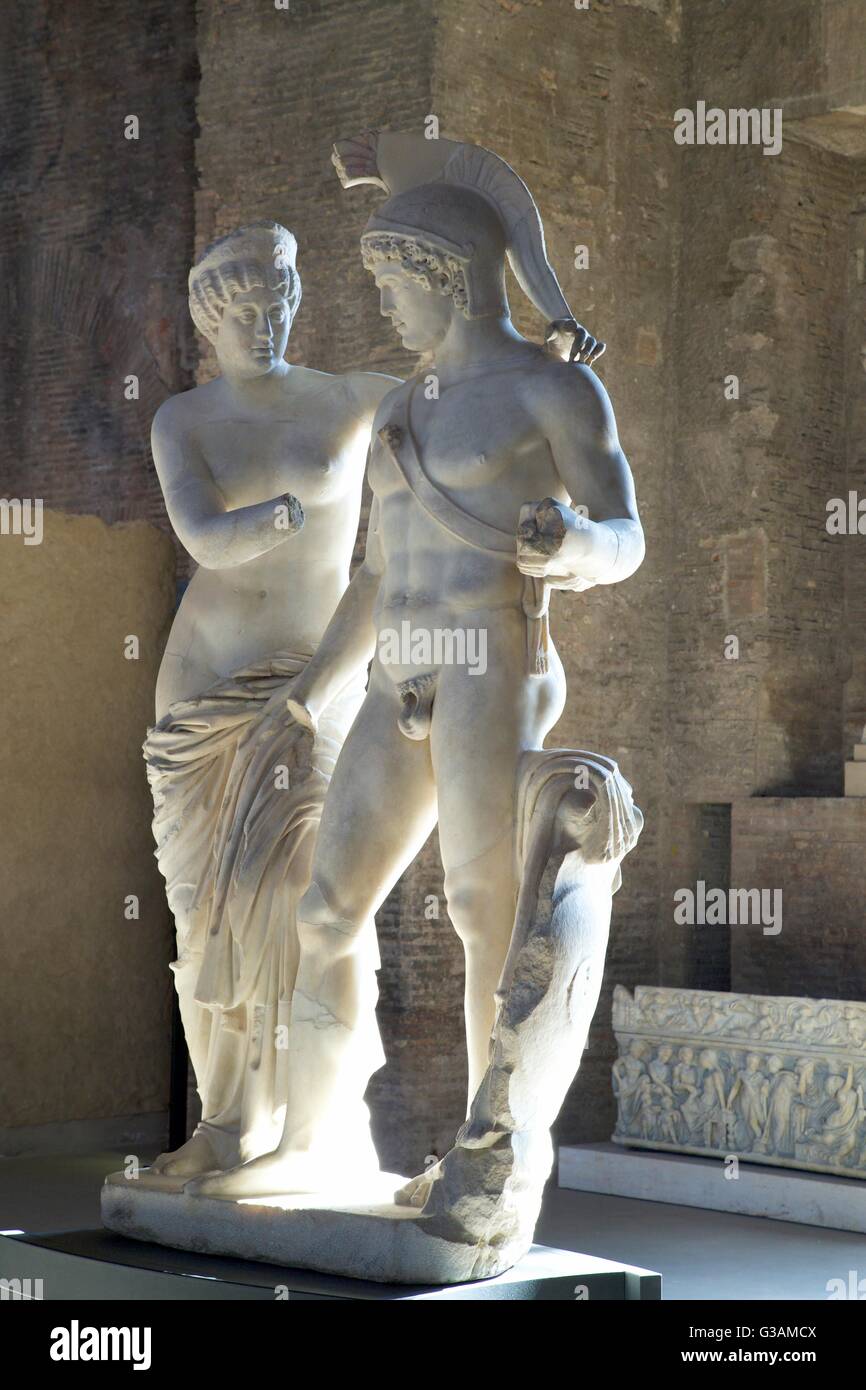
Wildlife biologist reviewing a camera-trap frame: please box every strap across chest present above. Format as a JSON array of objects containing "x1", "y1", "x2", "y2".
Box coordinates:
[{"x1": 376, "y1": 378, "x2": 551, "y2": 677}]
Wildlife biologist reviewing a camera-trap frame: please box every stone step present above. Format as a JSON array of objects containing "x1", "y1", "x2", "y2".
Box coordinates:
[{"x1": 559, "y1": 1142, "x2": 866, "y2": 1233}]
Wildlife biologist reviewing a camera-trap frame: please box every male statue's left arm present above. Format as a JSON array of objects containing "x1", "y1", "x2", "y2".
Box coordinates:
[{"x1": 517, "y1": 363, "x2": 644, "y2": 590}]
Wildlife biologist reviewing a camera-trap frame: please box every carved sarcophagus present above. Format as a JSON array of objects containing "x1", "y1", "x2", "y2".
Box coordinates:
[{"x1": 612, "y1": 985, "x2": 866, "y2": 1179}]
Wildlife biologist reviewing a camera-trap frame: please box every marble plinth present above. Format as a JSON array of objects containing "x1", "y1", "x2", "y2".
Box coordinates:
[
  {"x1": 559, "y1": 1142, "x2": 866, "y2": 1233},
  {"x1": 15, "y1": 1227, "x2": 659, "y2": 1301},
  {"x1": 101, "y1": 1171, "x2": 524, "y2": 1286}
]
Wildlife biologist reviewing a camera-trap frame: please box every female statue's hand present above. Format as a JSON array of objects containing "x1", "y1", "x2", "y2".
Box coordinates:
[
  {"x1": 273, "y1": 492, "x2": 305, "y2": 536},
  {"x1": 286, "y1": 695, "x2": 317, "y2": 734}
]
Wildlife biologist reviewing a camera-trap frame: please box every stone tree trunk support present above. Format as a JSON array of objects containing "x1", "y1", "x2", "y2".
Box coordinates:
[{"x1": 397, "y1": 747, "x2": 643, "y2": 1280}]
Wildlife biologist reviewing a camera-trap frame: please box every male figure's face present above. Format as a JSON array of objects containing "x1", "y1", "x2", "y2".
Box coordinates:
[
  {"x1": 372, "y1": 264, "x2": 454, "y2": 355},
  {"x1": 216, "y1": 285, "x2": 291, "y2": 379}
]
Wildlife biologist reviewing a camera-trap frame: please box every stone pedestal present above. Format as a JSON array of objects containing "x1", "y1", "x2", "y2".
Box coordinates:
[
  {"x1": 560, "y1": 1142, "x2": 866, "y2": 1234},
  {"x1": 4, "y1": 1227, "x2": 660, "y2": 1301}
]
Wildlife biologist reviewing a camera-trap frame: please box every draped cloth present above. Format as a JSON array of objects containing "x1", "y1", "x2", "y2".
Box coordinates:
[{"x1": 143, "y1": 652, "x2": 366, "y2": 1161}]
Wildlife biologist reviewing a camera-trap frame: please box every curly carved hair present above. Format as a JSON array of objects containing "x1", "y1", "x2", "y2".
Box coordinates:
[
  {"x1": 188, "y1": 222, "x2": 302, "y2": 344},
  {"x1": 360, "y1": 232, "x2": 469, "y2": 317}
]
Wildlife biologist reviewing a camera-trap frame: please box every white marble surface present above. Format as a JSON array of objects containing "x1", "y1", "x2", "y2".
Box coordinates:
[
  {"x1": 560, "y1": 1142, "x2": 866, "y2": 1233},
  {"x1": 101, "y1": 1172, "x2": 524, "y2": 1285},
  {"x1": 167, "y1": 133, "x2": 644, "y2": 1284},
  {"x1": 612, "y1": 984, "x2": 866, "y2": 1179},
  {"x1": 146, "y1": 220, "x2": 395, "y2": 1182}
]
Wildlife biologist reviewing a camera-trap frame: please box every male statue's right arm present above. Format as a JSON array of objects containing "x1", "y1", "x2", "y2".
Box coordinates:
[{"x1": 285, "y1": 496, "x2": 384, "y2": 732}]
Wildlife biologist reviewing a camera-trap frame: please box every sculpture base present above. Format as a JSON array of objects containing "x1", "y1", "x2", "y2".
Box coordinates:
[
  {"x1": 1, "y1": 1227, "x2": 661, "y2": 1300},
  {"x1": 103, "y1": 1169, "x2": 533, "y2": 1285},
  {"x1": 559, "y1": 1142, "x2": 866, "y2": 1233}
]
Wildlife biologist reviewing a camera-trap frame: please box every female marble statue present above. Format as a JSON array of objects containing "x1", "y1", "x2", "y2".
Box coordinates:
[{"x1": 144, "y1": 222, "x2": 395, "y2": 1180}]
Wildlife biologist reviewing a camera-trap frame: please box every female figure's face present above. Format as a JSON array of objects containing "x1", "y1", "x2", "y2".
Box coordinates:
[
  {"x1": 372, "y1": 264, "x2": 454, "y2": 355},
  {"x1": 215, "y1": 285, "x2": 291, "y2": 379}
]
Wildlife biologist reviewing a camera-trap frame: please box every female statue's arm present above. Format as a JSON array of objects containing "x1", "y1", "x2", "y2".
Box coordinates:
[
  {"x1": 152, "y1": 400, "x2": 303, "y2": 569},
  {"x1": 285, "y1": 495, "x2": 384, "y2": 732},
  {"x1": 517, "y1": 364, "x2": 645, "y2": 589}
]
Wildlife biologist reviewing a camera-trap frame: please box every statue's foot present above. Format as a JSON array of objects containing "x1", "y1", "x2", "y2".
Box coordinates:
[
  {"x1": 186, "y1": 1148, "x2": 328, "y2": 1201},
  {"x1": 394, "y1": 1160, "x2": 442, "y2": 1209},
  {"x1": 148, "y1": 1129, "x2": 231, "y2": 1178}
]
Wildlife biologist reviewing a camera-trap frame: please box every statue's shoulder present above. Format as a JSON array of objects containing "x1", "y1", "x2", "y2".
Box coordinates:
[
  {"x1": 152, "y1": 378, "x2": 223, "y2": 440},
  {"x1": 343, "y1": 370, "x2": 404, "y2": 424},
  {"x1": 520, "y1": 357, "x2": 614, "y2": 429},
  {"x1": 526, "y1": 355, "x2": 606, "y2": 401}
]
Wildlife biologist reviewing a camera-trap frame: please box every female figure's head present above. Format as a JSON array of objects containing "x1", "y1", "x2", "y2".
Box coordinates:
[{"x1": 188, "y1": 222, "x2": 301, "y2": 379}]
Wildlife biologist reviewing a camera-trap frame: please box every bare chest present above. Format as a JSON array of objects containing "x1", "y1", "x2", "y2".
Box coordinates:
[
  {"x1": 188, "y1": 416, "x2": 354, "y2": 509},
  {"x1": 370, "y1": 377, "x2": 554, "y2": 530},
  {"x1": 417, "y1": 380, "x2": 542, "y2": 485}
]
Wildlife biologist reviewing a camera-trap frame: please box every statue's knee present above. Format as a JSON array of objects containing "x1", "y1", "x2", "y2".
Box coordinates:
[
  {"x1": 444, "y1": 871, "x2": 488, "y2": 946},
  {"x1": 297, "y1": 880, "x2": 364, "y2": 960}
]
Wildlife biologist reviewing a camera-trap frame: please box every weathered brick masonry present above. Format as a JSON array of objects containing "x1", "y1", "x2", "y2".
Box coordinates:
[{"x1": 0, "y1": 0, "x2": 198, "y2": 535}]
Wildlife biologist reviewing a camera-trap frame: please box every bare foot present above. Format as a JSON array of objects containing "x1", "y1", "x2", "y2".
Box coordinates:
[
  {"x1": 187, "y1": 1148, "x2": 326, "y2": 1200},
  {"x1": 149, "y1": 1130, "x2": 233, "y2": 1179},
  {"x1": 394, "y1": 1160, "x2": 442, "y2": 1209}
]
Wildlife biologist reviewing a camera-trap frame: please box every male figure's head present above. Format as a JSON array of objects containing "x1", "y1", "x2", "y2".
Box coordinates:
[
  {"x1": 188, "y1": 222, "x2": 301, "y2": 379},
  {"x1": 361, "y1": 182, "x2": 509, "y2": 356}
]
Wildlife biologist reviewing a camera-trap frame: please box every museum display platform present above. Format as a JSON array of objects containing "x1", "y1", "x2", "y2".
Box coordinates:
[
  {"x1": 560, "y1": 1142, "x2": 866, "y2": 1234},
  {"x1": 0, "y1": 1229, "x2": 660, "y2": 1301}
]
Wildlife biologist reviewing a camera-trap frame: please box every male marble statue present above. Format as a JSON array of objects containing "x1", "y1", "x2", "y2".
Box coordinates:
[
  {"x1": 186, "y1": 135, "x2": 644, "y2": 1275},
  {"x1": 143, "y1": 222, "x2": 396, "y2": 1180}
]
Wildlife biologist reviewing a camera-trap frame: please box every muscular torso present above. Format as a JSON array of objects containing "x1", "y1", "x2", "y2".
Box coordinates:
[
  {"x1": 157, "y1": 369, "x2": 372, "y2": 715},
  {"x1": 369, "y1": 351, "x2": 568, "y2": 679}
]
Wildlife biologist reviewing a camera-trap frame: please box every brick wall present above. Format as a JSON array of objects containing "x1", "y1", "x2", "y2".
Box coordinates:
[
  {"x1": 0, "y1": 0, "x2": 198, "y2": 535},
  {"x1": 731, "y1": 798, "x2": 866, "y2": 1001}
]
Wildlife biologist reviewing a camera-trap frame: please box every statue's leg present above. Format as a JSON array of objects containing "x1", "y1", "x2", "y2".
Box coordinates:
[
  {"x1": 150, "y1": 927, "x2": 250, "y2": 1178},
  {"x1": 150, "y1": 898, "x2": 239, "y2": 1177},
  {"x1": 432, "y1": 620, "x2": 565, "y2": 1108},
  {"x1": 396, "y1": 745, "x2": 642, "y2": 1280},
  {"x1": 190, "y1": 673, "x2": 438, "y2": 1199},
  {"x1": 166, "y1": 906, "x2": 213, "y2": 1096},
  {"x1": 399, "y1": 857, "x2": 618, "y2": 1272}
]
